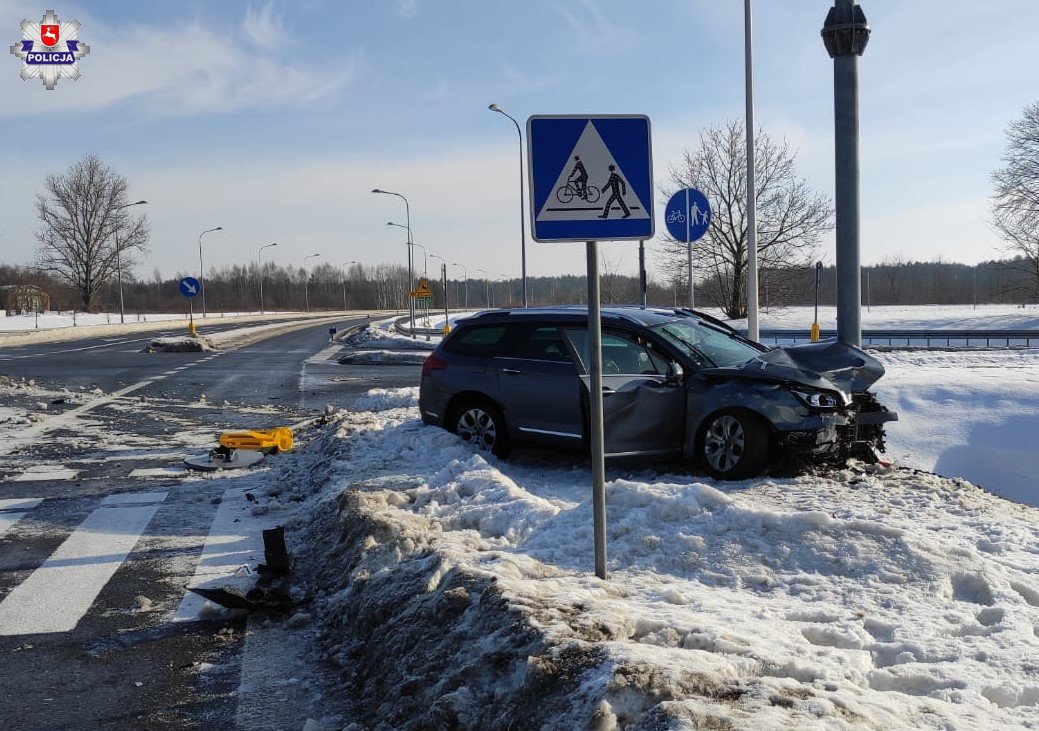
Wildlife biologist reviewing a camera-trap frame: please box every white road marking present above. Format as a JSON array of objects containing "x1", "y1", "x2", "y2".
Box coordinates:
[
  {"x1": 0, "y1": 498, "x2": 43, "y2": 540},
  {"x1": 169, "y1": 488, "x2": 272, "y2": 623},
  {"x1": 304, "y1": 344, "x2": 343, "y2": 365},
  {"x1": 0, "y1": 492, "x2": 168, "y2": 635}
]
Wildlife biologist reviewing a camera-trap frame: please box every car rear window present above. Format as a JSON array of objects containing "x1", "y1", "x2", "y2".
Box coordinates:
[{"x1": 444, "y1": 325, "x2": 508, "y2": 357}]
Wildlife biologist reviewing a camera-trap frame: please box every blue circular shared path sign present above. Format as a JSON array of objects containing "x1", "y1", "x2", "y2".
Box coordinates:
[
  {"x1": 664, "y1": 188, "x2": 711, "y2": 243},
  {"x1": 178, "y1": 276, "x2": 201, "y2": 298}
]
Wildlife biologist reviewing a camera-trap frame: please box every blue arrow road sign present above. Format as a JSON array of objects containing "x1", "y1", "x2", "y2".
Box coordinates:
[
  {"x1": 527, "y1": 115, "x2": 654, "y2": 242},
  {"x1": 665, "y1": 188, "x2": 711, "y2": 243},
  {"x1": 179, "y1": 276, "x2": 201, "y2": 298}
]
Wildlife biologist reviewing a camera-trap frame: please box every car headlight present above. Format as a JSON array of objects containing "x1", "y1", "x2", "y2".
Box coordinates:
[{"x1": 791, "y1": 388, "x2": 844, "y2": 410}]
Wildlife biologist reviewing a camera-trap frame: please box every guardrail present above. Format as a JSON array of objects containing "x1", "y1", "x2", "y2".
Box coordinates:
[{"x1": 756, "y1": 329, "x2": 1039, "y2": 348}]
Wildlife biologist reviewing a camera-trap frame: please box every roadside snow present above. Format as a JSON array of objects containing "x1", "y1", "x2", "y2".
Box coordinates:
[
  {"x1": 295, "y1": 389, "x2": 1039, "y2": 729},
  {"x1": 875, "y1": 349, "x2": 1039, "y2": 507}
]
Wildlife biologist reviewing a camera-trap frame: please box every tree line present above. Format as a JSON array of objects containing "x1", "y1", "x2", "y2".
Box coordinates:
[{"x1": 3, "y1": 256, "x2": 1037, "y2": 315}]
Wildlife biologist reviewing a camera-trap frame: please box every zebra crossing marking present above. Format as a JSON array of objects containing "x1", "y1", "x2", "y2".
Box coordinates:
[{"x1": 0, "y1": 492, "x2": 168, "y2": 636}]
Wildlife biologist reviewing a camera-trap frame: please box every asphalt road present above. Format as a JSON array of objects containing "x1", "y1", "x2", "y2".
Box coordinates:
[{"x1": 0, "y1": 318, "x2": 422, "y2": 728}]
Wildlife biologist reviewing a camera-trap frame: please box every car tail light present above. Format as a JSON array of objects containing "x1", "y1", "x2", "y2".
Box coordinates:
[{"x1": 421, "y1": 354, "x2": 447, "y2": 377}]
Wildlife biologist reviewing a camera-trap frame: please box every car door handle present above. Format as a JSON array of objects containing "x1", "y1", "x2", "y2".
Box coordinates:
[
  {"x1": 601, "y1": 387, "x2": 615, "y2": 395},
  {"x1": 501, "y1": 368, "x2": 522, "y2": 375}
]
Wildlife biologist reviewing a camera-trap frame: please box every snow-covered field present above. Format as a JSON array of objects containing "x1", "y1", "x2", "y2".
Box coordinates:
[
  {"x1": 717, "y1": 304, "x2": 1039, "y2": 332},
  {"x1": 291, "y1": 388, "x2": 1039, "y2": 728}
]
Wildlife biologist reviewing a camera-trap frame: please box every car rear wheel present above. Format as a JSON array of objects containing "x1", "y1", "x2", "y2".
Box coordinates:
[
  {"x1": 451, "y1": 399, "x2": 511, "y2": 458},
  {"x1": 698, "y1": 410, "x2": 770, "y2": 479}
]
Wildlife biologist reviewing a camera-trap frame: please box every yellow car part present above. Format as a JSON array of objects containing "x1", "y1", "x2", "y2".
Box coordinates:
[{"x1": 219, "y1": 427, "x2": 294, "y2": 454}]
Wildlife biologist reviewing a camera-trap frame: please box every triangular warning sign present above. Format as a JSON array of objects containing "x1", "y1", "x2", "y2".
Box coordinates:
[
  {"x1": 536, "y1": 121, "x2": 651, "y2": 223},
  {"x1": 413, "y1": 281, "x2": 432, "y2": 298}
]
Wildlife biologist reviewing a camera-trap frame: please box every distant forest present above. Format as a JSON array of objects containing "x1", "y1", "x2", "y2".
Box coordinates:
[{"x1": 2, "y1": 256, "x2": 1038, "y2": 315}]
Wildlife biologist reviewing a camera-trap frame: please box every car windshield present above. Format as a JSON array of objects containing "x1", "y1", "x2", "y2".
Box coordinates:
[{"x1": 653, "y1": 320, "x2": 761, "y2": 368}]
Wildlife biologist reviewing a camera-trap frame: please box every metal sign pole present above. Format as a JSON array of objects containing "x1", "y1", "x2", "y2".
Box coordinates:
[
  {"x1": 586, "y1": 240, "x2": 608, "y2": 580},
  {"x1": 638, "y1": 240, "x2": 647, "y2": 306},
  {"x1": 685, "y1": 189, "x2": 694, "y2": 308}
]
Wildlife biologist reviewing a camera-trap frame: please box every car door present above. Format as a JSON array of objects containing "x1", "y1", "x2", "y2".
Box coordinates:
[
  {"x1": 495, "y1": 324, "x2": 583, "y2": 444},
  {"x1": 563, "y1": 327, "x2": 685, "y2": 457}
]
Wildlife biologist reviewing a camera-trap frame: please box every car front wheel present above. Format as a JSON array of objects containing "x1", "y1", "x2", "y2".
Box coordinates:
[{"x1": 698, "y1": 410, "x2": 770, "y2": 479}]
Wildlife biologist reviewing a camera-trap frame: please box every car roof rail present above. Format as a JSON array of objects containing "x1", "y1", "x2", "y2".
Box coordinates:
[{"x1": 672, "y1": 307, "x2": 739, "y2": 334}]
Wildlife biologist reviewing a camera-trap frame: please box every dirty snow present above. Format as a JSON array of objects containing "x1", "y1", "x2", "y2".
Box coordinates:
[{"x1": 291, "y1": 386, "x2": 1039, "y2": 729}]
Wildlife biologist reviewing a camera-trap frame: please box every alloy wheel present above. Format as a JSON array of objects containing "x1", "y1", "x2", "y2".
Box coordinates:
[{"x1": 703, "y1": 415, "x2": 745, "y2": 473}]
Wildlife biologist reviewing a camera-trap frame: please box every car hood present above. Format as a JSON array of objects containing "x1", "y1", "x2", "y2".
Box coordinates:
[{"x1": 704, "y1": 341, "x2": 885, "y2": 394}]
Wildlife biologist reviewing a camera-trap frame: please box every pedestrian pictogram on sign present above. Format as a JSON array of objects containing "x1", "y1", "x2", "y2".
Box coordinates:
[{"x1": 527, "y1": 115, "x2": 654, "y2": 242}]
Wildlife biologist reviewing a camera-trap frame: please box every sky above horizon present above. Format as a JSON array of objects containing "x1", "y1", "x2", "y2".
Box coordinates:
[{"x1": 0, "y1": 0, "x2": 1035, "y2": 283}]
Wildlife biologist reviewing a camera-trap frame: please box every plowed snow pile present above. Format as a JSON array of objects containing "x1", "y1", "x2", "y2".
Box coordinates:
[{"x1": 296, "y1": 388, "x2": 1039, "y2": 729}]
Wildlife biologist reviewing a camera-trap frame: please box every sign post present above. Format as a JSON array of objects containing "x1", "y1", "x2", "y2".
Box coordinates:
[
  {"x1": 179, "y1": 276, "x2": 201, "y2": 335},
  {"x1": 664, "y1": 188, "x2": 711, "y2": 309},
  {"x1": 527, "y1": 114, "x2": 654, "y2": 580}
]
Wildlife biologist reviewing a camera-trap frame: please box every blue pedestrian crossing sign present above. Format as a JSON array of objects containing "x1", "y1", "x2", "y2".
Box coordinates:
[
  {"x1": 178, "y1": 276, "x2": 201, "y2": 298},
  {"x1": 527, "y1": 115, "x2": 654, "y2": 243},
  {"x1": 664, "y1": 188, "x2": 711, "y2": 243}
]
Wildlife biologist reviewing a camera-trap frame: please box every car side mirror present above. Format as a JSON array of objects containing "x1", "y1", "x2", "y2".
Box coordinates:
[{"x1": 666, "y1": 361, "x2": 684, "y2": 384}]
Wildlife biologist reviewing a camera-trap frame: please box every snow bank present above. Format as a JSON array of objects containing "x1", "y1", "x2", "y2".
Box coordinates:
[
  {"x1": 293, "y1": 390, "x2": 1039, "y2": 729},
  {"x1": 875, "y1": 349, "x2": 1039, "y2": 506},
  {"x1": 346, "y1": 320, "x2": 438, "y2": 351},
  {"x1": 144, "y1": 335, "x2": 214, "y2": 352}
]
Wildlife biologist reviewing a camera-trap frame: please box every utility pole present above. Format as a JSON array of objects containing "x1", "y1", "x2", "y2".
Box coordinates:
[
  {"x1": 258, "y1": 242, "x2": 277, "y2": 314},
  {"x1": 823, "y1": 0, "x2": 870, "y2": 346}
]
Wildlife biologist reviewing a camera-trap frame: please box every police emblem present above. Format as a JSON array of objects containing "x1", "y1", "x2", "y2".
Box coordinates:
[{"x1": 9, "y1": 9, "x2": 89, "y2": 89}]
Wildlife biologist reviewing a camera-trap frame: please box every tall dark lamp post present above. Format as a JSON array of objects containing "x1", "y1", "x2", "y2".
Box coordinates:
[
  {"x1": 372, "y1": 189, "x2": 414, "y2": 333},
  {"x1": 197, "y1": 226, "x2": 223, "y2": 318},
  {"x1": 822, "y1": 0, "x2": 870, "y2": 347},
  {"x1": 303, "y1": 253, "x2": 320, "y2": 312},
  {"x1": 114, "y1": 200, "x2": 147, "y2": 324},
  {"x1": 258, "y1": 242, "x2": 277, "y2": 313},
  {"x1": 488, "y1": 103, "x2": 528, "y2": 307}
]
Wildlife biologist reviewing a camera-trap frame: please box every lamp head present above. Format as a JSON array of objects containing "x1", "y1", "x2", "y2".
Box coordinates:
[{"x1": 488, "y1": 103, "x2": 501, "y2": 112}]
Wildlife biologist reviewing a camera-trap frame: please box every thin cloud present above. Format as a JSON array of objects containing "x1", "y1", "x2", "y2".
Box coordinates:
[
  {"x1": 395, "y1": 0, "x2": 419, "y2": 20},
  {"x1": 242, "y1": 2, "x2": 286, "y2": 50}
]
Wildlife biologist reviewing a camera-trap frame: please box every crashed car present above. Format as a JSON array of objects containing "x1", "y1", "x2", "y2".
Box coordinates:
[{"x1": 418, "y1": 307, "x2": 897, "y2": 479}]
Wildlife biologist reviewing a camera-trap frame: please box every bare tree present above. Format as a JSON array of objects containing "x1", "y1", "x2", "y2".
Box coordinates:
[
  {"x1": 34, "y1": 155, "x2": 149, "y2": 311},
  {"x1": 659, "y1": 121, "x2": 832, "y2": 318},
  {"x1": 992, "y1": 102, "x2": 1039, "y2": 303}
]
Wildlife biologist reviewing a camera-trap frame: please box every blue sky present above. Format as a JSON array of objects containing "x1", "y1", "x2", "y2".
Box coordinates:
[{"x1": 1, "y1": 0, "x2": 1036, "y2": 282}]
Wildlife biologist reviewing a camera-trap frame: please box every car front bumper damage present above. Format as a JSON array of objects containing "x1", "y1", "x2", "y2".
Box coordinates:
[{"x1": 779, "y1": 391, "x2": 898, "y2": 465}]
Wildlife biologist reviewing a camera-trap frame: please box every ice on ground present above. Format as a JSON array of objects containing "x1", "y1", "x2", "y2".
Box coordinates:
[{"x1": 294, "y1": 387, "x2": 1039, "y2": 729}]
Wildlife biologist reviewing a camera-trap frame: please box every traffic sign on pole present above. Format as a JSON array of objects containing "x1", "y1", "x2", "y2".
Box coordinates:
[
  {"x1": 179, "y1": 277, "x2": 201, "y2": 298},
  {"x1": 526, "y1": 113, "x2": 656, "y2": 581},
  {"x1": 527, "y1": 115, "x2": 654, "y2": 243},
  {"x1": 664, "y1": 188, "x2": 711, "y2": 309}
]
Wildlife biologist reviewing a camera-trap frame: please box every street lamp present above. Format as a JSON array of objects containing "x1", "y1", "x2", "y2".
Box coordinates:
[
  {"x1": 373, "y1": 189, "x2": 415, "y2": 334},
  {"x1": 822, "y1": 0, "x2": 870, "y2": 347},
  {"x1": 342, "y1": 260, "x2": 357, "y2": 310},
  {"x1": 452, "y1": 263, "x2": 468, "y2": 309},
  {"x1": 489, "y1": 103, "x2": 528, "y2": 307},
  {"x1": 477, "y1": 268, "x2": 493, "y2": 308},
  {"x1": 114, "y1": 200, "x2": 147, "y2": 324},
  {"x1": 197, "y1": 226, "x2": 223, "y2": 318},
  {"x1": 303, "y1": 253, "x2": 320, "y2": 312},
  {"x1": 258, "y1": 242, "x2": 277, "y2": 314},
  {"x1": 430, "y1": 253, "x2": 449, "y2": 326},
  {"x1": 743, "y1": 0, "x2": 760, "y2": 342}
]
